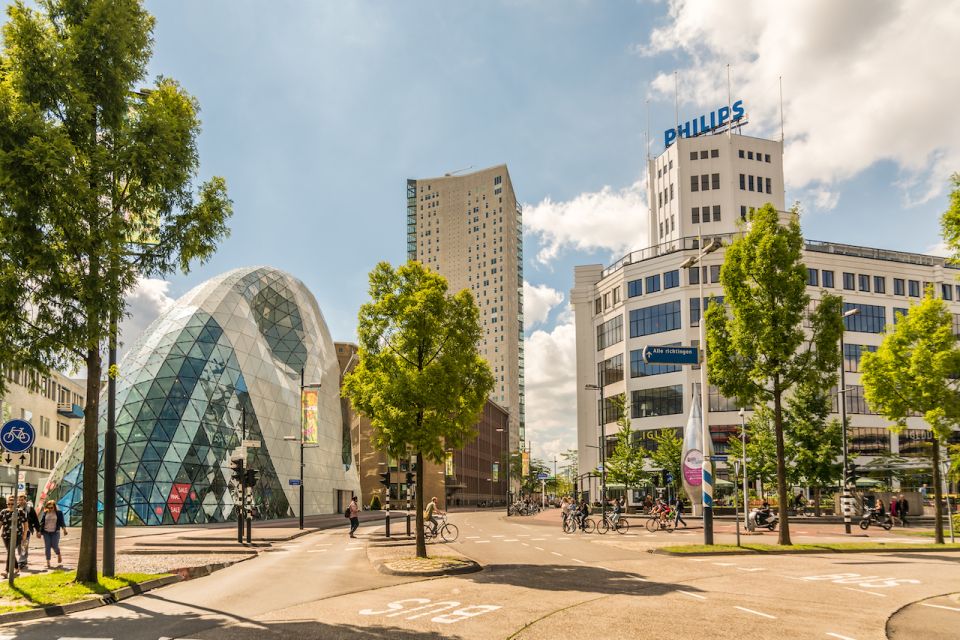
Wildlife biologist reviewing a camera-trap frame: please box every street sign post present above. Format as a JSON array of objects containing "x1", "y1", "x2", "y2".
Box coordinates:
[
  {"x1": 537, "y1": 472, "x2": 549, "y2": 480},
  {"x1": 709, "y1": 455, "x2": 728, "y2": 462},
  {"x1": 642, "y1": 345, "x2": 700, "y2": 365},
  {"x1": 288, "y1": 479, "x2": 302, "y2": 486},
  {"x1": 1, "y1": 419, "x2": 35, "y2": 586}
]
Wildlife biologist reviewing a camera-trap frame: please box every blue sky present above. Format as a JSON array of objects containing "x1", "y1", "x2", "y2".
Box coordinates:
[{"x1": 107, "y1": 0, "x2": 958, "y2": 464}]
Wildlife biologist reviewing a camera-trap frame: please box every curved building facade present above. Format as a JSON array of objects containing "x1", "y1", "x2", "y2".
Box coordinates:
[{"x1": 41, "y1": 267, "x2": 360, "y2": 525}]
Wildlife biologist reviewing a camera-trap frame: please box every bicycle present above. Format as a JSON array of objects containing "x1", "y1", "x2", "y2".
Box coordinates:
[
  {"x1": 423, "y1": 513, "x2": 459, "y2": 542},
  {"x1": 563, "y1": 513, "x2": 595, "y2": 534},
  {"x1": 593, "y1": 511, "x2": 631, "y2": 535},
  {"x1": 645, "y1": 511, "x2": 675, "y2": 533},
  {"x1": 1, "y1": 427, "x2": 30, "y2": 445}
]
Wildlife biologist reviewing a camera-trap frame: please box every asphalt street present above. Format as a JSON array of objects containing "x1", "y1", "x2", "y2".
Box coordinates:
[{"x1": 1, "y1": 511, "x2": 958, "y2": 639}]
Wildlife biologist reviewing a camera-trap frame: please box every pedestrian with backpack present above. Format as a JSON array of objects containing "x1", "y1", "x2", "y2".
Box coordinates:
[{"x1": 346, "y1": 496, "x2": 359, "y2": 538}]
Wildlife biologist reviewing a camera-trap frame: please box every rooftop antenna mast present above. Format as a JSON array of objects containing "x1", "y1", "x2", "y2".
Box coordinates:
[
  {"x1": 645, "y1": 98, "x2": 650, "y2": 161},
  {"x1": 779, "y1": 75, "x2": 785, "y2": 147},
  {"x1": 674, "y1": 71, "x2": 679, "y2": 134},
  {"x1": 726, "y1": 64, "x2": 732, "y2": 137},
  {"x1": 444, "y1": 165, "x2": 474, "y2": 177}
]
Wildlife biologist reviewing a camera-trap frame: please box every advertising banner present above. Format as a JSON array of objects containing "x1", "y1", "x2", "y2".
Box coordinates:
[
  {"x1": 445, "y1": 452, "x2": 454, "y2": 477},
  {"x1": 301, "y1": 388, "x2": 319, "y2": 444},
  {"x1": 492, "y1": 462, "x2": 499, "y2": 482},
  {"x1": 522, "y1": 450, "x2": 530, "y2": 477}
]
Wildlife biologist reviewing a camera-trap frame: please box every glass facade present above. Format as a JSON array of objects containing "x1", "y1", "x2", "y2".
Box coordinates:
[{"x1": 41, "y1": 267, "x2": 359, "y2": 526}]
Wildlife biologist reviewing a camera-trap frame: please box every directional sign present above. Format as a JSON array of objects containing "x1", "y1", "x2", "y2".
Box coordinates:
[
  {"x1": 242, "y1": 439, "x2": 261, "y2": 449},
  {"x1": 666, "y1": 472, "x2": 674, "y2": 483},
  {"x1": 710, "y1": 455, "x2": 728, "y2": 462},
  {"x1": 642, "y1": 345, "x2": 699, "y2": 365},
  {"x1": 537, "y1": 472, "x2": 549, "y2": 480},
  {"x1": 0, "y1": 419, "x2": 35, "y2": 454},
  {"x1": 288, "y1": 479, "x2": 302, "y2": 486},
  {"x1": 596, "y1": 465, "x2": 604, "y2": 472}
]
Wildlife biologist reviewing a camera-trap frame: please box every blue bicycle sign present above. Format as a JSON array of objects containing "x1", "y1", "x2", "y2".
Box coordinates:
[{"x1": 0, "y1": 419, "x2": 36, "y2": 454}]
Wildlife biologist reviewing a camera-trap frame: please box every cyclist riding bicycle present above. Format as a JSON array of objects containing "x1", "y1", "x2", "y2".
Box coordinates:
[
  {"x1": 577, "y1": 500, "x2": 589, "y2": 530},
  {"x1": 611, "y1": 498, "x2": 623, "y2": 524},
  {"x1": 424, "y1": 496, "x2": 444, "y2": 535}
]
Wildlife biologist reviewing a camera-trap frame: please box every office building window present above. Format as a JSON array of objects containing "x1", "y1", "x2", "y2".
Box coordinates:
[
  {"x1": 690, "y1": 151, "x2": 698, "y2": 161},
  {"x1": 943, "y1": 283, "x2": 954, "y2": 301},
  {"x1": 630, "y1": 347, "x2": 682, "y2": 378},
  {"x1": 631, "y1": 385, "x2": 684, "y2": 418},
  {"x1": 688, "y1": 266, "x2": 700, "y2": 285},
  {"x1": 847, "y1": 427, "x2": 888, "y2": 454},
  {"x1": 712, "y1": 173, "x2": 720, "y2": 190},
  {"x1": 712, "y1": 204, "x2": 720, "y2": 221},
  {"x1": 690, "y1": 296, "x2": 724, "y2": 326},
  {"x1": 613, "y1": 287, "x2": 620, "y2": 305},
  {"x1": 692, "y1": 207, "x2": 699, "y2": 224},
  {"x1": 807, "y1": 268, "x2": 819, "y2": 287},
  {"x1": 893, "y1": 307, "x2": 908, "y2": 324},
  {"x1": 748, "y1": 175, "x2": 754, "y2": 191},
  {"x1": 664, "y1": 270, "x2": 680, "y2": 289},
  {"x1": 740, "y1": 205, "x2": 747, "y2": 221},
  {"x1": 858, "y1": 274, "x2": 870, "y2": 292},
  {"x1": 701, "y1": 174, "x2": 709, "y2": 191},
  {"x1": 908, "y1": 280, "x2": 920, "y2": 297},
  {"x1": 598, "y1": 354, "x2": 624, "y2": 387},
  {"x1": 700, "y1": 150, "x2": 708, "y2": 159},
  {"x1": 603, "y1": 293, "x2": 610, "y2": 310},
  {"x1": 708, "y1": 385, "x2": 739, "y2": 412},
  {"x1": 702, "y1": 207, "x2": 711, "y2": 223},
  {"x1": 645, "y1": 274, "x2": 661, "y2": 294},
  {"x1": 765, "y1": 177, "x2": 772, "y2": 194},
  {"x1": 894, "y1": 278, "x2": 905, "y2": 296},
  {"x1": 598, "y1": 394, "x2": 625, "y2": 425},
  {"x1": 739, "y1": 174, "x2": 745, "y2": 190},
  {"x1": 842, "y1": 272, "x2": 855, "y2": 290},
  {"x1": 56, "y1": 422, "x2": 70, "y2": 442},
  {"x1": 711, "y1": 149, "x2": 719, "y2": 158},
  {"x1": 844, "y1": 343, "x2": 878, "y2": 372},
  {"x1": 765, "y1": 153, "x2": 771, "y2": 162},
  {"x1": 899, "y1": 429, "x2": 933, "y2": 457},
  {"x1": 691, "y1": 175, "x2": 699, "y2": 192},
  {"x1": 710, "y1": 265, "x2": 721, "y2": 283},
  {"x1": 748, "y1": 151, "x2": 754, "y2": 160},
  {"x1": 874, "y1": 276, "x2": 886, "y2": 294},
  {"x1": 843, "y1": 302, "x2": 885, "y2": 333},
  {"x1": 595, "y1": 298, "x2": 602, "y2": 314},
  {"x1": 627, "y1": 279, "x2": 642, "y2": 298},
  {"x1": 738, "y1": 150, "x2": 745, "y2": 158},
  {"x1": 596, "y1": 315, "x2": 623, "y2": 350},
  {"x1": 629, "y1": 300, "x2": 681, "y2": 337}
]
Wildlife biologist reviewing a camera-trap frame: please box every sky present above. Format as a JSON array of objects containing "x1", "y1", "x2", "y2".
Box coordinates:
[{"x1": 92, "y1": 0, "x2": 960, "y2": 466}]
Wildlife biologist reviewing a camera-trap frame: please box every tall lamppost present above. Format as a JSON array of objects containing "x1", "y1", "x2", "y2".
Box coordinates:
[
  {"x1": 839, "y1": 306, "x2": 860, "y2": 534},
  {"x1": 739, "y1": 407, "x2": 749, "y2": 529},
  {"x1": 680, "y1": 235, "x2": 722, "y2": 545},
  {"x1": 584, "y1": 383, "x2": 606, "y2": 520},
  {"x1": 496, "y1": 427, "x2": 507, "y2": 511},
  {"x1": 285, "y1": 370, "x2": 321, "y2": 530}
]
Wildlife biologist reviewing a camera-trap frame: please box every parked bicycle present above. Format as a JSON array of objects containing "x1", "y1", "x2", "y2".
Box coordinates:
[{"x1": 423, "y1": 513, "x2": 459, "y2": 542}]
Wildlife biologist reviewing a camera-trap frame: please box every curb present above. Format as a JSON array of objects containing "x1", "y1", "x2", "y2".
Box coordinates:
[
  {"x1": 376, "y1": 558, "x2": 482, "y2": 577},
  {"x1": 0, "y1": 554, "x2": 255, "y2": 623},
  {"x1": 119, "y1": 548, "x2": 259, "y2": 556},
  {"x1": 650, "y1": 546, "x2": 960, "y2": 557}
]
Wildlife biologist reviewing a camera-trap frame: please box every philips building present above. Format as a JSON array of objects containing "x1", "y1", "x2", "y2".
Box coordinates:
[
  {"x1": 41, "y1": 267, "x2": 360, "y2": 525},
  {"x1": 574, "y1": 107, "x2": 960, "y2": 502}
]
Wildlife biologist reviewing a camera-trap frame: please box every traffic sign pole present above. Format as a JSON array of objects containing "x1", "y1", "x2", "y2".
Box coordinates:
[{"x1": 2, "y1": 419, "x2": 36, "y2": 585}]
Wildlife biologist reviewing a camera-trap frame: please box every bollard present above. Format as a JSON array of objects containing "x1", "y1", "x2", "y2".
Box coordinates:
[
  {"x1": 385, "y1": 510, "x2": 391, "y2": 538},
  {"x1": 406, "y1": 512, "x2": 412, "y2": 536}
]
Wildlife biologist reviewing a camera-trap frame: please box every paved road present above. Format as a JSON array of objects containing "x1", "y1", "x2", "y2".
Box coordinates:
[{"x1": 2, "y1": 512, "x2": 958, "y2": 639}]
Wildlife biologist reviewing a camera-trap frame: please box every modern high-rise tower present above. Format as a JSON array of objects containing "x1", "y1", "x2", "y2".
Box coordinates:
[{"x1": 406, "y1": 165, "x2": 524, "y2": 451}]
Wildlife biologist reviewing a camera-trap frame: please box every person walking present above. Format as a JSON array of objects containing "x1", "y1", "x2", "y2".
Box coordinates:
[
  {"x1": 0, "y1": 496, "x2": 25, "y2": 578},
  {"x1": 16, "y1": 496, "x2": 40, "y2": 571},
  {"x1": 347, "y1": 496, "x2": 360, "y2": 538},
  {"x1": 890, "y1": 495, "x2": 899, "y2": 526},
  {"x1": 898, "y1": 494, "x2": 909, "y2": 527},
  {"x1": 38, "y1": 500, "x2": 67, "y2": 569},
  {"x1": 673, "y1": 495, "x2": 687, "y2": 528}
]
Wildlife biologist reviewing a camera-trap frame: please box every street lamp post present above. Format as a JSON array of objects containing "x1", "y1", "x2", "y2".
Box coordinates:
[
  {"x1": 496, "y1": 427, "x2": 507, "y2": 512},
  {"x1": 287, "y1": 370, "x2": 322, "y2": 530},
  {"x1": 840, "y1": 307, "x2": 860, "y2": 535},
  {"x1": 680, "y1": 235, "x2": 722, "y2": 545},
  {"x1": 584, "y1": 383, "x2": 606, "y2": 521},
  {"x1": 739, "y1": 407, "x2": 749, "y2": 530}
]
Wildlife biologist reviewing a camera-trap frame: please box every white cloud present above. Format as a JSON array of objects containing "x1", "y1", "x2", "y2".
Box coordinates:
[
  {"x1": 523, "y1": 179, "x2": 649, "y2": 264},
  {"x1": 642, "y1": 0, "x2": 960, "y2": 206},
  {"x1": 926, "y1": 240, "x2": 950, "y2": 258},
  {"x1": 119, "y1": 278, "x2": 176, "y2": 358},
  {"x1": 523, "y1": 281, "x2": 564, "y2": 330},
  {"x1": 524, "y1": 312, "x2": 578, "y2": 464}
]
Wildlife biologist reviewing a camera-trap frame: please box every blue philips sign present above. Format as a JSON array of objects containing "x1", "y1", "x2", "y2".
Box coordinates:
[
  {"x1": 0, "y1": 419, "x2": 36, "y2": 454},
  {"x1": 642, "y1": 345, "x2": 700, "y2": 365},
  {"x1": 664, "y1": 99, "x2": 745, "y2": 148}
]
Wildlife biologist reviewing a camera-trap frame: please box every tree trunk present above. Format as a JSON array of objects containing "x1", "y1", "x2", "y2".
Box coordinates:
[
  {"x1": 75, "y1": 347, "x2": 101, "y2": 583},
  {"x1": 814, "y1": 486, "x2": 822, "y2": 517},
  {"x1": 415, "y1": 448, "x2": 427, "y2": 558},
  {"x1": 932, "y1": 436, "x2": 944, "y2": 545},
  {"x1": 773, "y1": 379, "x2": 792, "y2": 545}
]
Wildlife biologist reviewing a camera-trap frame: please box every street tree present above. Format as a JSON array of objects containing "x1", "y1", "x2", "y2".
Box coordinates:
[
  {"x1": 343, "y1": 261, "x2": 494, "y2": 558},
  {"x1": 0, "y1": 0, "x2": 231, "y2": 581},
  {"x1": 784, "y1": 383, "x2": 842, "y2": 515},
  {"x1": 648, "y1": 428, "x2": 683, "y2": 497},
  {"x1": 743, "y1": 406, "x2": 779, "y2": 499},
  {"x1": 939, "y1": 173, "x2": 960, "y2": 264},
  {"x1": 705, "y1": 204, "x2": 844, "y2": 545},
  {"x1": 861, "y1": 292, "x2": 960, "y2": 543},
  {"x1": 605, "y1": 395, "x2": 647, "y2": 503}
]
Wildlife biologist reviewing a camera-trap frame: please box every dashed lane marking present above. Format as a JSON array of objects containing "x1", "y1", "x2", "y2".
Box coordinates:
[
  {"x1": 573, "y1": 558, "x2": 585, "y2": 564},
  {"x1": 466, "y1": 536, "x2": 481, "y2": 539},
  {"x1": 475, "y1": 540, "x2": 490, "y2": 544},
  {"x1": 712, "y1": 562, "x2": 736, "y2": 566},
  {"x1": 551, "y1": 551, "x2": 563, "y2": 557},
  {"x1": 534, "y1": 547, "x2": 544, "y2": 551},
  {"x1": 529, "y1": 538, "x2": 546, "y2": 541},
  {"x1": 678, "y1": 591, "x2": 707, "y2": 600},
  {"x1": 825, "y1": 633, "x2": 858, "y2": 640},
  {"x1": 521, "y1": 543, "x2": 529, "y2": 547},
  {"x1": 734, "y1": 606, "x2": 776, "y2": 619},
  {"x1": 503, "y1": 539, "x2": 519, "y2": 542},
  {"x1": 736, "y1": 567, "x2": 764, "y2": 572},
  {"x1": 308, "y1": 549, "x2": 329, "y2": 553},
  {"x1": 517, "y1": 534, "x2": 530, "y2": 537},
  {"x1": 920, "y1": 602, "x2": 960, "y2": 613},
  {"x1": 843, "y1": 587, "x2": 886, "y2": 598},
  {"x1": 492, "y1": 535, "x2": 505, "y2": 538}
]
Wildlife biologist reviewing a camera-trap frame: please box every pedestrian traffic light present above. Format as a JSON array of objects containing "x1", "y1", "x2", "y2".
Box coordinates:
[
  {"x1": 660, "y1": 469, "x2": 669, "y2": 487},
  {"x1": 405, "y1": 472, "x2": 414, "y2": 487},
  {"x1": 379, "y1": 471, "x2": 391, "y2": 488},
  {"x1": 229, "y1": 457, "x2": 244, "y2": 485},
  {"x1": 244, "y1": 468, "x2": 259, "y2": 487}
]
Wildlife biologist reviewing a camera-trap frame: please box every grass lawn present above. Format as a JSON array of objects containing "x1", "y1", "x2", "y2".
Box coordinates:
[
  {"x1": 662, "y1": 542, "x2": 960, "y2": 554},
  {"x1": 0, "y1": 570, "x2": 170, "y2": 614}
]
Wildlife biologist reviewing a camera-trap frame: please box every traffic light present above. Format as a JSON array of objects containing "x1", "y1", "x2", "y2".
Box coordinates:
[
  {"x1": 244, "y1": 468, "x2": 259, "y2": 487},
  {"x1": 845, "y1": 463, "x2": 859, "y2": 488},
  {"x1": 660, "y1": 469, "x2": 669, "y2": 487},
  {"x1": 229, "y1": 457, "x2": 244, "y2": 485},
  {"x1": 379, "y1": 470, "x2": 391, "y2": 488},
  {"x1": 405, "y1": 472, "x2": 414, "y2": 487}
]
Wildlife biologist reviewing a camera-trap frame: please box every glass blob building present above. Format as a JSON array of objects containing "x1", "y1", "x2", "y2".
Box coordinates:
[{"x1": 41, "y1": 267, "x2": 360, "y2": 525}]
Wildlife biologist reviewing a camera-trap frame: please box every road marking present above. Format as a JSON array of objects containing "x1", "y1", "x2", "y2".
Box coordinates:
[
  {"x1": 534, "y1": 546, "x2": 544, "y2": 551},
  {"x1": 466, "y1": 536, "x2": 480, "y2": 539},
  {"x1": 573, "y1": 558, "x2": 585, "y2": 564},
  {"x1": 734, "y1": 606, "x2": 776, "y2": 619},
  {"x1": 690, "y1": 559, "x2": 709, "y2": 562},
  {"x1": 677, "y1": 591, "x2": 707, "y2": 600},
  {"x1": 530, "y1": 538, "x2": 546, "y2": 541},
  {"x1": 551, "y1": 551, "x2": 563, "y2": 557},
  {"x1": 826, "y1": 633, "x2": 858, "y2": 640},
  {"x1": 307, "y1": 549, "x2": 328, "y2": 553},
  {"x1": 920, "y1": 602, "x2": 960, "y2": 613},
  {"x1": 521, "y1": 542, "x2": 529, "y2": 547},
  {"x1": 503, "y1": 539, "x2": 519, "y2": 542},
  {"x1": 843, "y1": 587, "x2": 886, "y2": 598},
  {"x1": 492, "y1": 535, "x2": 505, "y2": 538},
  {"x1": 517, "y1": 534, "x2": 530, "y2": 537},
  {"x1": 712, "y1": 562, "x2": 736, "y2": 566},
  {"x1": 475, "y1": 540, "x2": 490, "y2": 544},
  {"x1": 736, "y1": 567, "x2": 764, "y2": 572}
]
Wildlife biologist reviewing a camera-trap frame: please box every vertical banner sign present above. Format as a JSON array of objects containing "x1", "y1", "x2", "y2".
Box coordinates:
[
  {"x1": 522, "y1": 450, "x2": 530, "y2": 477},
  {"x1": 301, "y1": 388, "x2": 319, "y2": 444},
  {"x1": 681, "y1": 387, "x2": 705, "y2": 513},
  {"x1": 445, "y1": 452, "x2": 454, "y2": 477},
  {"x1": 492, "y1": 462, "x2": 499, "y2": 482}
]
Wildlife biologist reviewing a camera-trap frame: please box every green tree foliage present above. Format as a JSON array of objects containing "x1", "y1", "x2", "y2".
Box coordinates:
[
  {"x1": 343, "y1": 261, "x2": 494, "y2": 557},
  {"x1": 784, "y1": 383, "x2": 842, "y2": 516},
  {"x1": 648, "y1": 428, "x2": 683, "y2": 496},
  {"x1": 861, "y1": 292, "x2": 960, "y2": 543},
  {"x1": 605, "y1": 395, "x2": 647, "y2": 498},
  {"x1": 940, "y1": 173, "x2": 960, "y2": 264},
  {"x1": 705, "y1": 204, "x2": 844, "y2": 544},
  {"x1": 560, "y1": 448, "x2": 578, "y2": 479},
  {"x1": 743, "y1": 406, "x2": 778, "y2": 498},
  {"x1": 0, "y1": 0, "x2": 231, "y2": 581}
]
